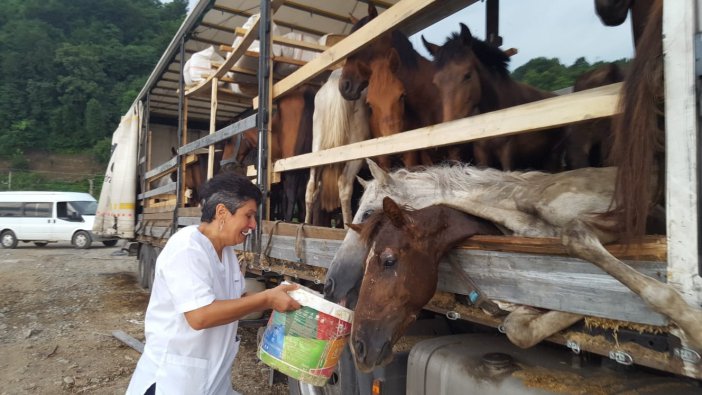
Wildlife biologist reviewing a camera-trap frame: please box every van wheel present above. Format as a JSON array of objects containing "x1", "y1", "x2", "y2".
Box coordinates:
[
  {"x1": 33, "y1": 242, "x2": 48, "y2": 247},
  {"x1": 102, "y1": 240, "x2": 118, "y2": 247},
  {"x1": 1, "y1": 231, "x2": 18, "y2": 249},
  {"x1": 72, "y1": 231, "x2": 92, "y2": 249}
]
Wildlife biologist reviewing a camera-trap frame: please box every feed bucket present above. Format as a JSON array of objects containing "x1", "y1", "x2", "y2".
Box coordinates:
[{"x1": 258, "y1": 282, "x2": 354, "y2": 386}]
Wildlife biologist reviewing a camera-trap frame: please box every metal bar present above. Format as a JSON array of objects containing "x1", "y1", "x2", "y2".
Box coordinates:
[
  {"x1": 486, "y1": 0, "x2": 501, "y2": 46},
  {"x1": 174, "y1": 37, "x2": 186, "y2": 222},
  {"x1": 178, "y1": 113, "x2": 256, "y2": 155},
  {"x1": 138, "y1": 183, "x2": 177, "y2": 200},
  {"x1": 145, "y1": 157, "x2": 177, "y2": 181}
]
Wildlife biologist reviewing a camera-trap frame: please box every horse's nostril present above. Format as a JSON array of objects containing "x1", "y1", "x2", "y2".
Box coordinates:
[
  {"x1": 354, "y1": 339, "x2": 366, "y2": 359},
  {"x1": 323, "y1": 278, "x2": 335, "y2": 296}
]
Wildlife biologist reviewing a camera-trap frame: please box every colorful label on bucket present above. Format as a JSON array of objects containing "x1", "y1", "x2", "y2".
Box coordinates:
[{"x1": 258, "y1": 290, "x2": 353, "y2": 387}]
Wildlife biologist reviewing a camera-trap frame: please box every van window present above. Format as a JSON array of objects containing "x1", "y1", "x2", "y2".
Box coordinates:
[
  {"x1": 69, "y1": 201, "x2": 97, "y2": 216},
  {"x1": 0, "y1": 202, "x2": 22, "y2": 217},
  {"x1": 57, "y1": 201, "x2": 96, "y2": 221},
  {"x1": 24, "y1": 202, "x2": 52, "y2": 217}
]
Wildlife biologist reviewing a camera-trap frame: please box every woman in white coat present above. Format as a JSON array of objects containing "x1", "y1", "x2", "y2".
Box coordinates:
[{"x1": 126, "y1": 172, "x2": 300, "y2": 395}]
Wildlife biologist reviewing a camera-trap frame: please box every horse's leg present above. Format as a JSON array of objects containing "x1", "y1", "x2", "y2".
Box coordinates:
[
  {"x1": 440, "y1": 198, "x2": 559, "y2": 238},
  {"x1": 503, "y1": 306, "x2": 583, "y2": 348},
  {"x1": 497, "y1": 139, "x2": 514, "y2": 171},
  {"x1": 473, "y1": 142, "x2": 491, "y2": 168},
  {"x1": 304, "y1": 167, "x2": 318, "y2": 224},
  {"x1": 402, "y1": 151, "x2": 419, "y2": 168},
  {"x1": 339, "y1": 160, "x2": 363, "y2": 228},
  {"x1": 562, "y1": 220, "x2": 702, "y2": 350}
]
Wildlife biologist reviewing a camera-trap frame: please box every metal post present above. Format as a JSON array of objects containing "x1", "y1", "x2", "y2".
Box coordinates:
[
  {"x1": 255, "y1": 0, "x2": 272, "y2": 252},
  {"x1": 486, "y1": 0, "x2": 502, "y2": 47},
  {"x1": 7, "y1": 171, "x2": 11, "y2": 191},
  {"x1": 174, "y1": 36, "x2": 186, "y2": 232}
]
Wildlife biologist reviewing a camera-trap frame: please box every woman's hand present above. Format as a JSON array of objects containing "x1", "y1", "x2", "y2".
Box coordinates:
[{"x1": 265, "y1": 283, "x2": 302, "y2": 312}]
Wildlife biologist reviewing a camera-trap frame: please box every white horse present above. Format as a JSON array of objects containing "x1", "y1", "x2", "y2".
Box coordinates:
[
  {"x1": 304, "y1": 69, "x2": 370, "y2": 227},
  {"x1": 325, "y1": 159, "x2": 702, "y2": 350}
]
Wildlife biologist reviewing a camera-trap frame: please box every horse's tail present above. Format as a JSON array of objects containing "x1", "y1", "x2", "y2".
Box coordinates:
[
  {"x1": 320, "y1": 164, "x2": 342, "y2": 211},
  {"x1": 316, "y1": 71, "x2": 352, "y2": 150},
  {"x1": 607, "y1": 0, "x2": 664, "y2": 241}
]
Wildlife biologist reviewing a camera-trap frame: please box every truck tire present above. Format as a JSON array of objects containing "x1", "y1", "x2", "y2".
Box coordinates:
[
  {"x1": 1, "y1": 230, "x2": 18, "y2": 249},
  {"x1": 137, "y1": 244, "x2": 152, "y2": 289},
  {"x1": 102, "y1": 240, "x2": 118, "y2": 247},
  {"x1": 72, "y1": 231, "x2": 92, "y2": 249}
]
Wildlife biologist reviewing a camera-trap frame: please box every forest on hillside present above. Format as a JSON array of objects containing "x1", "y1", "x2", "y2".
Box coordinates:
[
  {"x1": 0, "y1": 0, "x2": 628, "y2": 169},
  {"x1": 0, "y1": 0, "x2": 187, "y2": 167}
]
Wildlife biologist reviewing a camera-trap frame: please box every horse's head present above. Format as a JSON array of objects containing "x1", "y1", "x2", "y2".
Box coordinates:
[
  {"x1": 348, "y1": 197, "x2": 500, "y2": 372},
  {"x1": 424, "y1": 23, "x2": 509, "y2": 122},
  {"x1": 324, "y1": 159, "x2": 404, "y2": 307},
  {"x1": 220, "y1": 129, "x2": 258, "y2": 175},
  {"x1": 362, "y1": 49, "x2": 406, "y2": 137},
  {"x1": 595, "y1": 0, "x2": 632, "y2": 26},
  {"x1": 339, "y1": 3, "x2": 389, "y2": 100}
]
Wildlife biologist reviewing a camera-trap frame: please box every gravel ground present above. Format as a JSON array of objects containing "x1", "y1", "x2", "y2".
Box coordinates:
[{"x1": 0, "y1": 242, "x2": 287, "y2": 394}]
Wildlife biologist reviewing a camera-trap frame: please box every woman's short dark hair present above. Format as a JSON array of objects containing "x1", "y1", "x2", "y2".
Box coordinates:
[{"x1": 199, "y1": 172, "x2": 262, "y2": 222}]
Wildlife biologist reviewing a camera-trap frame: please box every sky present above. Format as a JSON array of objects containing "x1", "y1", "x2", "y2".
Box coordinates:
[{"x1": 185, "y1": 0, "x2": 634, "y2": 71}]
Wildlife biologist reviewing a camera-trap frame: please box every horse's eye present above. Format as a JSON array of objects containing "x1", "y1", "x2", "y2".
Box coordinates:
[
  {"x1": 360, "y1": 209, "x2": 373, "y2": 222},
  {"x1": 464, "y1": 72, "x2": 472, "y2": 81},
  {"x1": 380, "y1": 250, "x2": 397, "y2": 268}
]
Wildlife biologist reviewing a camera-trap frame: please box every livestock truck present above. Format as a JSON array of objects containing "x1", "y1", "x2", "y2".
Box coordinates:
[{"x1": 94, "y1": 0, "x2": 701, "y2": 393}]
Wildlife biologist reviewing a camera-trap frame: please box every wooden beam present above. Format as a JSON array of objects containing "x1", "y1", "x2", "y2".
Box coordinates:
[
  {"x1": 232, "y1": 27, "x2": 329, "y2": 52},
  {"x1": 145, "y1": 157, "x2": 177, "y2": 181},
  {"x1": 282, "y1": 1, "x2": 353, "y2": 24},
  {"x1": 273, "y1": 83, "x2": 622, "y2": 172},
  {"x1": 212, "y1": 4, "x2": 328, "y2": 37},
  {"x1": 138, "y1": 183, "x2": 177, "y2": 200},
  {"x1": 253, "y1": 0, "x2": 463, "y2": 108},
  {"x1": 207, "y1": 78, "x2": 218, "y2": 179}
]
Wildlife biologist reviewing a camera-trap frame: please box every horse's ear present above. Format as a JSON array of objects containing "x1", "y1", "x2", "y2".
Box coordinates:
[
  {"x1": 368, "y1": 2, "x2": 378, "y2": 19},
  {"x1": 422, "y1": 35, "x2": 440, "y2": 57},
  {"x1": 366, "y1": 159, "x2": 391, "y2": 186},
  {"x1": 388, "y1": 48, "x2": 400, "y2": 73},
  {"x1": 459, "y1": 23, "x2": 473, "y2": 46},
  {"x1": 356, "y1": 176, "x2": 368, "y2": 189},
  {"x1": 383, "y1": 197, "x2": 407, "y2": 229}
]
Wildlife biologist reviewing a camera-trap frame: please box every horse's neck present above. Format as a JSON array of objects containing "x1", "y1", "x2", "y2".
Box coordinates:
[
  {"x1": 399, "y1": 56, "x2": 442, "y2": 126},
  {"x1": 477, "y1": 65, "x2": 553, "y2": 112}
]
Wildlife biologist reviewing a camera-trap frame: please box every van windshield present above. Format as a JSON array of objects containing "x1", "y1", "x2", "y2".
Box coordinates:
[{"x1": 70, "y1": 201, "x2": 97, "y2": 215}]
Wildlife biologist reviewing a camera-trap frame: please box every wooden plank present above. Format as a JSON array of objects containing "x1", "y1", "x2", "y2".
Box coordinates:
[
  {"x1": 147, "y1": 198, "x2": 177, "y2": 208},
  {"x1": 282, "y1": 1, "x2": 353, "y2": 24},
  {"x1": 207, "y1": 79, "x2": 218, "y2": 180},
  {"x1": 259, "y1": 235, "x2": 668, "y2": 325},
  {"x1": 262, "y1": 220, "x2": 346, "y2": 241},
  {"x1": 143, "y1": 206, "x2": 177, "y2": 214},
  {"x1": 212, "y1": 4, "x2": 328, "y2": 37},
  {"x1": 111, "y1": 330, "x2": 144, "y2": 354},
  {"x1": 143, "y1": 211, "x2": 176, "y2": 221},
  {"x1": 254, "y1": 0, "x2": 474, "y2": 108},
  {"x1": 178, "y1": 113, "x2": 257, "y2": 156},
  {"x1": 273, "y1": 83, "x2": 622, "y2": 172},
  {"x1": 145, "y1": 157, "x2": 177, "y2": 180},
  {"x1": 177, "y1": 207, "x2": 202, "y2": 217},
  {"x1": 138, "y1": 183, "x2": 177, "y2": 200},
  {"x1": 232, "y1": 28, "x2": 329, "y2": 52},
  {"x1": 178, "y1": 216, "x2": 201, "y2": 226}
]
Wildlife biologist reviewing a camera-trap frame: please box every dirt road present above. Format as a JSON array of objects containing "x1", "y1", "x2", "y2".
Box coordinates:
[{"x1": 0, "y1": 243, "x2": 287, "y2": 394}]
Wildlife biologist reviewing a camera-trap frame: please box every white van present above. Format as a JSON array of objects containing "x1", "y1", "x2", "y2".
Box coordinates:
[{"x1": 0, "y1": 191, "x2": 118, "y2": 249}]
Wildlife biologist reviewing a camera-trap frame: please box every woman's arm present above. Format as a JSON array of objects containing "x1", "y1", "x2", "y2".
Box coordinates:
[{"x1": 184, "y1": 283, "x2": 300, "y2": 330}]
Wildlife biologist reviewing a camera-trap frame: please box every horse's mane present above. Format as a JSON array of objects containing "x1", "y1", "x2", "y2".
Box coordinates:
[
  {"x1": 316, "y1": 70, "x2": 352, "y2": 149},
  {"x1": 391, "y1": 31, "x2": 420, "y2": 70},
  {"x1": 607, "y1": 0, "x2": 663, "y2": 241},
  {"x1": 434, "y1": 32, "x2": 510, "y2": 77}
]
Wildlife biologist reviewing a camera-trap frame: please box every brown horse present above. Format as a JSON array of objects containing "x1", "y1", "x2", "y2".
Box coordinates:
[
  {"x1": 348, "y1": 197, "x2": 501, "y2": 371},
  {"x1": 220, "y1": 129, "x2": 259, "y2": 176},
  {"x1": 595, "y1": 0, "x2": 656, "y2": 47},
  {"x1": 607, "y1": 0, "x2": 663, "y2": 240},
  {"x1": 358, "y1": 45, "x2": 446, "y2": 169},
  {"x1": 220, "y1": 86, "x2": 316, "y2": 221},
  {"x1": 564, "y1": 63, "x2": 625, "y2": 169},
  {"x1": 422, "y1": 24, "x2": 564, "y2": 171},
  {"x1": 338, "y1": 2, "x2": 381, "y2": 101}
]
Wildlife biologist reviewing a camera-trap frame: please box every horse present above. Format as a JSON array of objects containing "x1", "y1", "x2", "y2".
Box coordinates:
[
  {"x1": 564, "y1": 63, "x2": 625, "y2": 169},
  {"x1": 422, "y1": 24, "x2": 564, "y2": 171},
  {"x1": 595, "y1": 0, "x2": 656, "y2": 47},
  {"x1": 324, "y1": 159, "x2": 702, "y2": 358},
  {"x1": 219, "y1": 85, "x2": 316, "y2": 221},
  {"x1": 220, "y1": 128, "x2": 259, "y2": 176},
  {"x1": 176, "y1": 147, "x2": 222, "y2": 207},
  {"x1": 607, "y1": 0, "x2": 663, "y2": 241},
  {"x1": 348, "y1": 197, "x2": 501, "y2": 371},
  {"x1": 338, "y1": 2, "x2": 380, "y2": 101},
  {"x1": 304, "y1": 69, "x2": 370, "y2": 227}
]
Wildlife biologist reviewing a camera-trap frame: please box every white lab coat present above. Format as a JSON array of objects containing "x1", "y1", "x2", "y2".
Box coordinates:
[{"x1": 126, "y1": 226, "x2": 244, "y2": 395}]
